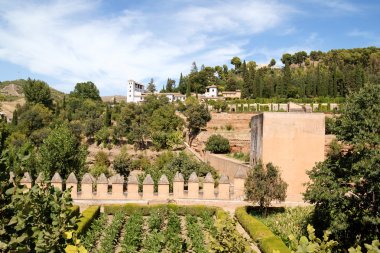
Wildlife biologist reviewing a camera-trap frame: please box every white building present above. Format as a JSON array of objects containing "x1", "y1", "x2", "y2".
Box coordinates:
[
  {"x1": 205, "y1": 85, "x2": 218, "y2": 98},
  {"x1": 127, "y1": 80, "x2": 145, "y2": 103},
  {"x1": 126, "y1": 80, "x2": 186, "y2": 103},
  {"x1": 164, "y1": 93, "x2": 186, "y2": 102}
]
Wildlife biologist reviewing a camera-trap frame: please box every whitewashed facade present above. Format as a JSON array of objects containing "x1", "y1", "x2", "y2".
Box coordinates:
[{"x1": 126, "y1": 80, "x2": 145, "y2": 103}]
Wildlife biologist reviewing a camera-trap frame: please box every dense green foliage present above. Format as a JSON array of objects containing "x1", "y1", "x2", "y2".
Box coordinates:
[
  {"x1": 103, "y1": 203, "x2": 218, "y2": 216},
  {"x1": 117, "y1": 94, "x2": 184, "y2": 150},
  {"x1": 142, "y1": 151, "x2": 217, "y2": 190},
  {"x1": 76, "y1": 205, "x2": 100, "y2": 235},
  {"x1": 304, "y1": 83, "x2": 380, "y2": 248},
  {"x1": 70, "y1": 81, "x2": 101, "y2": 101},
  {"x1": 98, "y1": 211, "x2": 125, "y2": 253},
  {"x1": 184, "y1": 98, "x2": 211, "y2": 145},
  {"x1": 245, "y1": 162, "x2": 288, "y2": 215},
  {"x1": 0, "y1": 181, "x2": 78, "y2": 252},
  {"x1": 81, "y1": 213, "x2": 107, "y2": 251},
  {"x1": 121, "y1": 213, "x2": 144, "y2": 252},
  {"x1": 97, "y1": 204, "x2": 249, "y2": 252},
  {"x1": 176, "y1": 47, "x2": 380, "y2": 99},
  {"x1": 23, "y1": 78, "x2": 53, "y2": 107},
  {"x1": 39, "y1": 124, "x2": 87, "y2": 179},
  {"x1": 210, "y1": 210, "x2": 253, "y2": 253},
  {"x1": 250, "y1": 206, "x2": 313, "y2": 246},
  {"x1": 235, "y1": 206, "x2": 291, "y2": 253},
  {"x1": 205, "y1": 134, "x2": 231, "y2": 153}
]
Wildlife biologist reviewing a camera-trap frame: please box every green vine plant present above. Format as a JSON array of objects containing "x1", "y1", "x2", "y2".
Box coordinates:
[
  {"x1": 288, "y1": 225, "x2": 338, "y2": 253},
  {"x1": 284, "y1": 225, "x2": 379, "y2": 253},
  {"x1": 348, "y1": 240, "x2": 380, "y2": 253}
]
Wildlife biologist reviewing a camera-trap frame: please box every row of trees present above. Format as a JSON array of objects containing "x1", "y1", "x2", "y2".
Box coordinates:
[{"x1": 161, "y1": 47, "x2": 380, "y2": 99}]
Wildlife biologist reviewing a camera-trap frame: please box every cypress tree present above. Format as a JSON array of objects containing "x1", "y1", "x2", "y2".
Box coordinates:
[
  {"x1": 104, "y1": 105, "x2": 111, "y2": 127},
  {"x1": 186, "y1": 82, "x2": 191, "y2": 97},
  {"x1": 241, "y1": 60, "x2": 250, "y2": 98},
  {"x1": 12, "y1": 110, "x2": 18, "y2": 126}
]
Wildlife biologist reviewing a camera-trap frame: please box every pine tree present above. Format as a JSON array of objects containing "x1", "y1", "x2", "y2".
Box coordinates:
[
  {"x1": 146, "y1": 78, "x2": 156, "y2": 93},
  {"x1": 191, "y1": 62, "x2": 198, "y2": 73}
]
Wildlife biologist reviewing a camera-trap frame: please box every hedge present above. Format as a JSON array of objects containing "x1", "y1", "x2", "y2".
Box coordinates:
[
  {"x1": 76, "y1": 205, "x2": 100, "y2": 235},
  {"x1": 104, "y1": 203, "x2": 217, "y2": 216},
  {"x1": 69, "y1": 205, "x2": 80, "y2": 219},
  {"x1": 235, "y1": 206, "x2": 290, "y2": 253}
]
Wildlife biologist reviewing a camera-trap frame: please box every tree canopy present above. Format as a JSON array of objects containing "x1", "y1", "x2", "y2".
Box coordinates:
[
  {"x1": 245, "y1": 162, "x2": 288, "y2": 215},
  {"x1": 23, "y1": 78, "x2": 52, "y2": 107},
  {"x1": 70, "y1": 81, "x2": 101, "y2": 101},
  {"x1": 304, "y1": 83, "x2": 380, "y2": 247}
]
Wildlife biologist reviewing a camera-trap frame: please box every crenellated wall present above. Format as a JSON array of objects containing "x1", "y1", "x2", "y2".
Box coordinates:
[{"x1": 14, "y1": 170, "x2": 247, "y2": 201}]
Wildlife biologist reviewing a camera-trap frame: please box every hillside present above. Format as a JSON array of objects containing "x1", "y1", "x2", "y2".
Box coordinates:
[{"x1": 0, "y1": 79, "x2": 65, "y2": 102}]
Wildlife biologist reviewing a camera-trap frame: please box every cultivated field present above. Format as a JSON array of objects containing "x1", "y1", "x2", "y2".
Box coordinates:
[{"x1": 79, "y1": 205, "x2": 255, "y2": 253}]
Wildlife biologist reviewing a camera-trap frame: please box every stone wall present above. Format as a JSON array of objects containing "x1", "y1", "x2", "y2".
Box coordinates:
[
  {"x1": 250, "y1": 112, "x2": 325, "y2": 202},
  {"x1": 204, "y1": 151, "x2": 250, "y2": 184},
  {"x1": 15, "y1": 170, "x2": 247, "y2": 201}
]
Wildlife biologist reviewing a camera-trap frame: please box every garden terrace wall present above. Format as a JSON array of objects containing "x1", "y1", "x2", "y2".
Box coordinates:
[{"x1": 16, "y1": 170, "x2": 247, "y2": 201}]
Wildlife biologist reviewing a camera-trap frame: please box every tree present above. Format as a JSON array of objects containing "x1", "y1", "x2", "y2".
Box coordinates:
[
  {"x1": 186, "y1": 81, "x2": 191, "y2": 97},
  {"x1": 281, "y1": 53, "x2": 293, "y2": 65},
  {"x1": 70, "y1": 81, "x2": 101, "y2": 101},
  {"x1": 241, "y1": 60, "x2": 250, "y2": 98},
  {"x1": 113, "y1": 147, "x2": 132, "y2": 176},
  {"x1": 269, "y1": 58, "x2": 276, "y2": 67},
  {"x1": 149, "y1": 104, "x2": 184, "y2": 150},
  {"x1": 23, "y1": 78, "x2": 53, "y2": 107},
  {"x1": 166, "y1": 78, "x2": 175, "y2": 92},
  {"x1": 205, "y1": 134, "x2": 230, "y2": 154},
  {"x1": 104, "y1": 105, "x2": 111, "y2": 127},
  {"x1": 293, "y1": 51, "x2": 308, "y2": 66},
  {"x1": 191, "y1": 61, "x2": 198, "y2": 73},
  {"x1": 38, "y1": 124, "x2": 87, "y2": 179},
  {"x1": 185, "y1": 103, "x2": 211, "y2": 146},
  {"x1": 304, "y1": 83, "x2": 380, "y2": 248},
  {"x1": 18, "y1": 104, "x2": 52, "y2": 135},
  {"x1": 0, "y1": 183, "x2": 78, "y2": 252},
  {"x1": 11, "y1": 109, "x2": 18, "y2": 126},
  {"x1": 245, "y1": 162, "x2": 288, "y2": 216},
  {"x1": 146, "y1": 78, "x2": 156, "y2": 93},
  {"x1": 231, "y1": 56, "x2": 242, "y2": 71}
]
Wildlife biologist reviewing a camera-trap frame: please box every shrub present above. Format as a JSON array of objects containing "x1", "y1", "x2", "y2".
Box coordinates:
[
  {"x1": 103, "y1": 204, "x2": 217, "y2": 217},
  {"x1": 69, "y1": 205, "x2": 80, "y2": 219},
  {"x1": 205, "y1": 134, "x2": 230, "y2": 154},
  {"x1": 76, "y1": 205, "x2": 100, "y2": 235},
  {"x1": 94, "y1": 150, "x2": 110, "y2": 167},
  {"x1": 113, "y1": 149, "x2": 132, "y2": 176},
  {"x1": 235, "y1": 206, "x2": 290, "y2": 253},
  {"x1": 225, "y1": 123, "x2": 234, "y2": 131}
]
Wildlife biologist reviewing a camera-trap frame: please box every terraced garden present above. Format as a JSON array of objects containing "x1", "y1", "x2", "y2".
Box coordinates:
[{"x1": 77, "y1": 204, "x2": 256, "y2": 253}]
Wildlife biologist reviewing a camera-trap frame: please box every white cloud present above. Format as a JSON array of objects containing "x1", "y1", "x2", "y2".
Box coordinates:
[
  {"x1": 310, "y1": 0, "x2": 359, "y2": 13},
  {"x1": 0, "y1": 0, "x2": 295, "y2": 95}
]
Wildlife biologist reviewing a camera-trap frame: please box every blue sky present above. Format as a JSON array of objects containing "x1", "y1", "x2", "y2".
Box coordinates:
[{"x1": 0, "y1": 0, "x2": 379, "y2": 95}]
